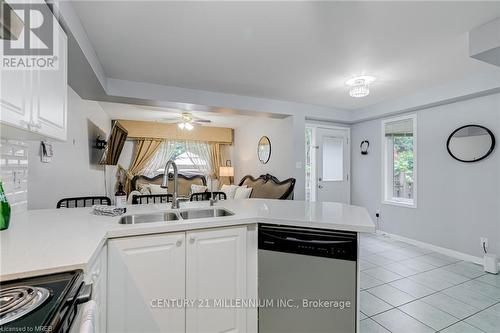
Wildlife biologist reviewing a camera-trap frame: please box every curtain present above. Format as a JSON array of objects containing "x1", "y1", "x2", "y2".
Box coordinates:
[
  {"x1": 142, "y1": 141, "x2": 177, "y2": 177},
  {"x1": 124, "y1": 139, "x2": 162, "y2": 193},
  {"x1": 208, "y1": 143, "x2": 222, "y2": 180},
  {"x1": 184, "y1": 141, "x2": 212, "y2": 177}
]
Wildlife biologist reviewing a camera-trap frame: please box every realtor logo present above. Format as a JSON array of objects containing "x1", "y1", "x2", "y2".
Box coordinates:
[{"x1": 1, "y1": 1, "x2": 58, "y2": 69}]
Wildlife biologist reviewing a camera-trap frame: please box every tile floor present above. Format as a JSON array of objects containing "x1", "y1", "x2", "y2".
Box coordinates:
[{"x1": 359, "y1": 233, "x2": 500, "y2": 333}]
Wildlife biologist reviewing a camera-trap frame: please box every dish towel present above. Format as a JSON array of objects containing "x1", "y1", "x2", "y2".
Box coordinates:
[
  {"x1": 78, "y1": 300, "x2": 97, "y2": 333},
  {"x1": 92, "y1": 205, "x2": 126, "y2": 217}
]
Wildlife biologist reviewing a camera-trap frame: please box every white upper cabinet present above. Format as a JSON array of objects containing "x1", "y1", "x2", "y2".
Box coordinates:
[
  {"x1": 107, "y1": 232, "x2": 186, "y2": 333},
  {"x1": 186, "y1": 226, "x2": 248, "y2": 333},
  {"x1": 32, "y1": 21, "x2": 68, "y2": 140},
  {"x1": 0, "y1": 70, "x2": 31, "y2": 130},
  {"x1": 0, "y1": 0, "x2": 67, "y2": 141}
]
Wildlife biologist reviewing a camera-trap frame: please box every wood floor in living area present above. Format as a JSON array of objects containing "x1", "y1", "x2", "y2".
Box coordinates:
[{"x1": 359, "y1": 233, "x2": 500, "y2": 333}]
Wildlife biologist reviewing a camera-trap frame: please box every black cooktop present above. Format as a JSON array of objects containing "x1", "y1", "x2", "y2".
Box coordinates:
[{"x1": 0, "y1": 270, "x2": 83, "y2": 332}]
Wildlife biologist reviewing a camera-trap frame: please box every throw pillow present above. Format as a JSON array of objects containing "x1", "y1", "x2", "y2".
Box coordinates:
[
  {"x1": 149, "y1": 184, "x2": 169, "y2": 195},
  {"x1": 234, "y1": 187, "x2": 252, "y2": 199},
  {"x1": 191, "y1": 184, "x2": 208, "y2": 194}
]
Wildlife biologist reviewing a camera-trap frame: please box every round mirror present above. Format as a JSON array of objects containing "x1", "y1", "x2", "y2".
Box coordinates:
[
  {"x1": 257, "y1": 136, "x2": 271, "y2": 164},
  {"x1": 447, "y1": 125, "x2": 495, "y2": 163}
]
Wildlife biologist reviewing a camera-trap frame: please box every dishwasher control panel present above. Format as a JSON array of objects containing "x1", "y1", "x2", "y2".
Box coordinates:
[{"x1": 258, "y1": 224, "x2": 357, "y2": 261}]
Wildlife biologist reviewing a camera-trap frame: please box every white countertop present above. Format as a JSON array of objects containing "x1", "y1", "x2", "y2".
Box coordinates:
[{"x1": 0, "y1": 199, "x2": 374, "y2": 281}]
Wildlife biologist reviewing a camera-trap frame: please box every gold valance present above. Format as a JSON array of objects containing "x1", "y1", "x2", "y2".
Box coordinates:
[{"x1": 116, "y1": 119, "x2": 233, "y2": 144}]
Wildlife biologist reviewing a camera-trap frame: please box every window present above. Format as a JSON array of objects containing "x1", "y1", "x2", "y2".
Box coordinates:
[
  {"x1": 382, "y1": 114, "x2": 417, "y2": 207},
  {"x1": 143, "y1": 141, "x2": 212, "y2": 177},
  {"x1": 322, "y1": 136, "x2": 343, "y2": 181}
]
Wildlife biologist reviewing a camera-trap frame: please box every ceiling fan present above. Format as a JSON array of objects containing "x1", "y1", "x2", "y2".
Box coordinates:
[{"x1": 163, "y1": 112, "x2": 212, "y2": 131}]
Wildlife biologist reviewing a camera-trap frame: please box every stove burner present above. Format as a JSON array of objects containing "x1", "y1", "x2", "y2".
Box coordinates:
[{"x1": 0, "y1": 286, "x2": 50, "y2": 325}]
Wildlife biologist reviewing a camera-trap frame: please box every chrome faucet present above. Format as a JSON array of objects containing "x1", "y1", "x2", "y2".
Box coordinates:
[
  {"x1": 208, "y1": 176, "x2": 216, "y2": 207},
  {"x1": 161, "y1": 160, "x2": 180, "y2": 209}
]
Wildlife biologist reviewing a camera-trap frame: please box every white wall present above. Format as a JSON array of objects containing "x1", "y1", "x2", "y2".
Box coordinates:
[
  {"x1": 27, "y1": 87, "x2": 111, "y2": 209},
  {"x1": 233, "y1": 117, "x2": 295, "y2": 187},
  {"x1": 351, "y1": 93, "x2": 500, "y2": 257}
]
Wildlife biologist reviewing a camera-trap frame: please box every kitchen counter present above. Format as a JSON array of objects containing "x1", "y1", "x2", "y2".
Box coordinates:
[{"x1": 0, "y1": 199, "x2": 374, "y2": 281}]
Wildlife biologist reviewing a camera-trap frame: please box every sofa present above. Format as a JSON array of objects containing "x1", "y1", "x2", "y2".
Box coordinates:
[{"x1": 238, "y1": 174, "x2": 295, "y2": 200}]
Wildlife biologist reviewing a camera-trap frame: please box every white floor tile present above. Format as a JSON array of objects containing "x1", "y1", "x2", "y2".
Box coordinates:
[
  {"x1": 368, "y1": 284, "x2": 416, "y2": 307},
  {"x1": 440, "y1": 321, "x2": 485, "y2": 333},
  {"x1": 399, "y1": 257, "x2": 438, "y2": 272},
  {"x1": 408, "y1": 269, "x2": 468, "y2": 290},
  {"x1": 389, "y1": 278, "x2": 436, "y2": 298},
  {"x1": 399, "y1": 300, "x2": 459, "y2": 331},
  {"x1": 384, "y1": 262, "x2": 421, "y2": 277},
  {"x1": 476, "y1": 274, "x2": 500, "y2": 288},
  {"x1": 359, "y1": 260, "x2": 377, "y2": 271},
  {"x1": 443, "y1": 262, "x2": 486, "y2": 279},
  {"x1": 460, "y1": 280, "x2": 500, "y2": 300},
  {"x1": 420, "y1": 293, "x2": 480, "y2": 319},
  {"x1": 465, "y1": 306, "x2": 500, "y2": 333},
  {"x1": 360, "y1": 272, "x2": 385, "y2": 290},
  {"x1": 360, "y1": 291, "x2": 393, "y2": 317},
  {"x1": 363, "y1": 267, "x2": 403, "y2": 283},
  {"x1": 443, "y1": 284, "x2": 498, "y2": 310},
  {"x1": 363, "y1": 253, "x2": 396, "y2": 266},
  {"x1": 372, "y1": 308, "x2": 435, "y2": 333},
  {"x1": 360, "y1": 318, "x2": 391, "y2": 333}
]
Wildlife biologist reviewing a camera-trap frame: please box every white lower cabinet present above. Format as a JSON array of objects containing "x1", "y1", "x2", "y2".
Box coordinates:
[
  {"x1": 186, "y1": 226, "x2": 248, "y2": 333},
  {"x1": 107, "y1": 232, "x2": 186, "y2": 333},
  {"x1": 107, "y1": 226, "x2": 254, "y2": 333}
]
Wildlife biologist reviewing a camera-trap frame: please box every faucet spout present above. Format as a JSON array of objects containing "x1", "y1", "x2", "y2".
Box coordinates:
[{"x1": 161, "y1": 160, "x2": 180, "y2": 209}]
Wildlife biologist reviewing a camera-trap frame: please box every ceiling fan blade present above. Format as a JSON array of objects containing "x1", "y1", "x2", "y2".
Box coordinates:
[{"x1": 193, "y1": 119, "x2": 211, "y2": 123}]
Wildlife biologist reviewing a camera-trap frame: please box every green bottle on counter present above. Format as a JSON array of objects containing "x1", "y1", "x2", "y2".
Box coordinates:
[{"x1": 0, "y1": 181, "x2": 11, "y2": 231}]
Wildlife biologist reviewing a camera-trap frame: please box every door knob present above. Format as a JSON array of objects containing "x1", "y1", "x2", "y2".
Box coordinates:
[
  {"x1": 176, "y1": 238, "x2": 183, "y2": 247},
  {"x1": 318, "y1": 185, "x2": 323, "y2": 189}
]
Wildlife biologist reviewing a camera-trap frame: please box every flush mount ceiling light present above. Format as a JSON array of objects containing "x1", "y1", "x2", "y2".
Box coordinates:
[{"x1": 345, "y1": 76, "x2": 376, "y2": 98}]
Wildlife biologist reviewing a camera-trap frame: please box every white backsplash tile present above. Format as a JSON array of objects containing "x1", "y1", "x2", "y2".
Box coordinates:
[{"x1": 0, "y1": 138, "x2": 28, "y2": 214}]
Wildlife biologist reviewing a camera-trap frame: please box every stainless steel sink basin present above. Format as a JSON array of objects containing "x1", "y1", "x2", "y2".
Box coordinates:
[
  {"x1": 179, "y1": 208, "x2": 234, "y2": 220},
  {"x1": 119, "y1": 212, "x2": 180, "y2": 224}
]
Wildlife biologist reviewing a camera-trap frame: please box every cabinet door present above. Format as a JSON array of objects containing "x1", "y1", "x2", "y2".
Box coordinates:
[
  {"x1": 0, "y1": 68, "x2": 31, "y2": 131},
  {"x1": 186, "y1": 226, "x2": 247, "y2": 333},
  {"x1": 31, "y1": 17, "x2": 67, "y2": 140},
  {"x1": 108, "y1": 233, "x2": 186, "y2": 333}
]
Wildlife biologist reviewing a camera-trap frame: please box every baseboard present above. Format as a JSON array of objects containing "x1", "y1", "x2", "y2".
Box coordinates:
[{"x1": 374, "y1": 230, "x2": 500, "y2": 270}]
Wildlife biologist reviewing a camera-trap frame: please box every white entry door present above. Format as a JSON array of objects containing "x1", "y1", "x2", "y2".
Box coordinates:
[{"x1": 316, "y1": 127, "x2": 350, "y2": 203}]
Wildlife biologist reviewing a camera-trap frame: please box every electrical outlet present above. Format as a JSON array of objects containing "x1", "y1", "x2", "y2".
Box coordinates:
[{"x1": 480, "y1": 237, "x2": 488, "y2": 250}]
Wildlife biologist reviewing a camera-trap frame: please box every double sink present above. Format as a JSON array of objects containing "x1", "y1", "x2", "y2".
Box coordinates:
[{"x1": 119, "y1": 208, "x2": 234, "y2": 224}]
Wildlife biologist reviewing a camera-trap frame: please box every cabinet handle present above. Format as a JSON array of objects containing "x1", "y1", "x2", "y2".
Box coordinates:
[
  {"x1": 176, "y1": 238, "x2": 183, "y2": 247},
  {"x1": 189, "y1": 236, "x2": 196, "y2": 244}
]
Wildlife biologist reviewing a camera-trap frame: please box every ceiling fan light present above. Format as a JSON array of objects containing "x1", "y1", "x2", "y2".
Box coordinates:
[
  {"x1": 185, "y1": 123, "x2": 194, "y2": 131},
  {"x1": 178, "y1": 123, "x2": 185, "y2": 130}
]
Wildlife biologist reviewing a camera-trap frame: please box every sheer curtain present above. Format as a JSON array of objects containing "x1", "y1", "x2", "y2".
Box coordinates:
[
  {"x1": 184, "y1": 141, "x2": 213, "y2": 177},
  {"x1": 142, "y1": 140, "x2": 177, "y2": 177}
]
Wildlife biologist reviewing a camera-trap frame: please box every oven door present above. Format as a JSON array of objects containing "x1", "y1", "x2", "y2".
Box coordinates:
[{"x1": 66, "y1": 283, "x2": 94, "y2": 333}]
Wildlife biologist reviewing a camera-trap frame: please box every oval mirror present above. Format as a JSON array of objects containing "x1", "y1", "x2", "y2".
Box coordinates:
[
  {"x1": 257, "y1": 136, "x2": 271, "y2": 164},
  {"x1": 447, "y1": 125, "x2": 495, "y2": 163}
]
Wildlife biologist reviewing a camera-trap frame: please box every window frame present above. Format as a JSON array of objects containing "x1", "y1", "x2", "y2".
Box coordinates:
[{"x1": 381, "y1": 114, "x2": 418, "y2": 208}]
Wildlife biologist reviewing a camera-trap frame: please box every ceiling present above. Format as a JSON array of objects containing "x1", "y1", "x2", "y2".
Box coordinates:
[
  {"x1": 73, "y1": 1, "x2": 500, "y2": 110},
  {"x1": 99, "y1": 101, "x2": 258, "y2": 128}
]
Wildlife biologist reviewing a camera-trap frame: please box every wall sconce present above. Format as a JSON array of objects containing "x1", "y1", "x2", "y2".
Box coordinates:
[{"x1": 360, "y1": 140, "x2": 369, "y2": 155}]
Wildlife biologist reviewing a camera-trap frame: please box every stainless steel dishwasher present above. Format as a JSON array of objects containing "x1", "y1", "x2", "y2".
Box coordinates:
[{"x1": 258, "y1": 224, "x2": 358, "y2": 333}]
